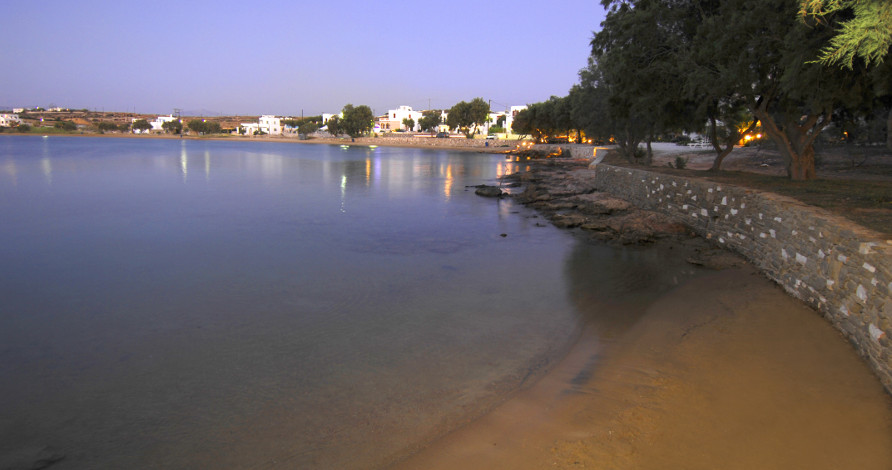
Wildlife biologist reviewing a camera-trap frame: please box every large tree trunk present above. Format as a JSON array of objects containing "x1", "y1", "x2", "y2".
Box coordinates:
[
  {"x1": 753, "y1": 103, "x2": 829, "y2": 181},
  {"x1": 788, "y1": 145, "x2": 817, "y2": 180},
  {"x1": 618, "y1": 124, "x2": 643, "y2": 164}
]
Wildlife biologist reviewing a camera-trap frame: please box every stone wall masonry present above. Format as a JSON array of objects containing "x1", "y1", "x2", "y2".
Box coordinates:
[
  {"x1": 592, "y1": 164, "x2": 892, "y2": 393},
  {"x1": 532, "y1": 144, "x2": 598, "y2": 160}
]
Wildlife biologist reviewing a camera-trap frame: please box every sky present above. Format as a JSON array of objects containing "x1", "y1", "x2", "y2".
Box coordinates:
[{"x1": 0, "y1": 0, "x2": 606, "y2": 116}]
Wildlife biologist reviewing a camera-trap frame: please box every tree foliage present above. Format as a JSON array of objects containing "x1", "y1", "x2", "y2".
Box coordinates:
[
  {"x1": 526, "y1": 0, "x2": 888, "y2": 180},
  {"x1": 340, "y1": 104, "x2": 374, "y2": 137},
  {"x1": 132, "y1": 119, "x2": 152, "y2": 132},
  {"x1": 447, "y1": 98, "x2": 490, "y2": 138},
  {"x1": 187, "y1": 119, "x2": 222, "y2": 134},
  {"x1": 418, "y1": 110, "x2": 443, "y2": 133},
  {"x1": 54, "y1": 121, "x2": 77, "y2": 131},
  {"x1": 298, "y1": 121, "x2": 319, "y2": 135},
  {"x1": 161, "y1": 119, "x2": 183, "y2": 134},
  {"x1": 800, "y1": 0, "x2": 892, "y2": 68},
  {"x1": 326, "y1": 116, "x2": 342, "y2": 136},
  {"x1": 97, "y1": 121, "x2": 120, "y2": 132}
]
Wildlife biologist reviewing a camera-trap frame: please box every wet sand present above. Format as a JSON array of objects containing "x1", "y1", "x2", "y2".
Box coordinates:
[{"x1": 391, "y1": 263, "x2": 892, "y2": 469}]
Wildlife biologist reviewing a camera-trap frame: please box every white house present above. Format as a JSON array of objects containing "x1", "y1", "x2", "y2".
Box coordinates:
[
  {"x1": 237, "y1": 122, "x2": 261, "y2": 135},
  {"x1": 259, "y1": 115, "x2": 283, "y2": 135},
  {"x1": 377, "y1": 105, "x2": 423, "y2": 132},
  {"x1": 0, "y1": 114, "x2": 22, "y2": 127},
  {"x1": 130, "y1": 115, "x2": 179, "y2": 133},
  {"x1": 151, "y1": 115, "x2": 178, "y2": 132},
  {"x1": 235, "y1": 115, "x2": 285, "y2": 135},
  {"x1": 12, "y1": 108, "x2": 24, "y2": 113}
]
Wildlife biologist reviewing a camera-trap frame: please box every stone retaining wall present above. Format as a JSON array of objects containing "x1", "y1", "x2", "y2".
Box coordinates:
[
  {"x1": 592, "y1": 164, "x2": 892, "y2": 392},
  {"x1": 532, "y1": 144, "x2": 598, "y2": 160}
]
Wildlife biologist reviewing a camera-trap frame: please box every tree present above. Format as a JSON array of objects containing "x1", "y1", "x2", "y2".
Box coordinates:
[
  {"x1": 568, "y1": 64, "x2": 612, "y2": 145},
  {"x1": 326, "y1": 116, "x2": 342, "y2": 136},
  {"x1": 418, "y1": 110, "x2": 442, "y2": 134},
  {"x1": 800, "y1": 0, "x2": 892, "y2": 68},
  {"x1": 510, "y1": 107, "x2": 534, "y2": 140},
  {"x1": 162, "y1": 119, "x2": 182, "y2": 134},
  {"x1": 447, "y1": 98, "x2": 490, "y2": 138},
  {"x1": 695, "y1": 0, "x2": 877, "y2": 180},
  {"x1": 97, "y1": 121, "x2": 119, "y2": 132},
  {"x1": 54, "y1": 121, "x2": 77, "y2": 131},
  {"x1": 132, "y1": 119, "x2": 152, "y2": 133},
  {"x1": 298, "y1": 121, "x2": 319, "y2": 135},
  {"x1": 340, "y1": 104, "x2": 374, "y2": 137},
  {"x1": 401, "y1": 117, "x2": 415, "y2": 132},
  {"x1": 187, "y1": 119, "x2": 206, "y2": 134},
  {"x1": 592, "y1": 0, "x2": 693, "y2": 164},
  {"x1": 187, "y1": 120, "x2": 221, "y2": 134}
]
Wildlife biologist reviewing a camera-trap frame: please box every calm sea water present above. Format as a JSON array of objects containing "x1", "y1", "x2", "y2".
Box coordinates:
[{"x1": 0, "y1": 136, "x2": 693, "y2": 469}]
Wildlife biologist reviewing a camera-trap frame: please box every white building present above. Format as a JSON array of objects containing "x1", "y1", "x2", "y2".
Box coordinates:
[
  {"x1": 0, "y1": 114, "x2": 22, "y2": 127},
  {"x1": 151, "y1": 115, "x2": 178, "y2": 132},
  {"x1": 259, "y1": 115, "x2": 283, "y2": 135},
  {"x1": 322, "y1": 113, "x2": 341, "y2": 125},
  {"x1": 235, "y1": 115, "x2": 284, "y2": 135},
  {"x1": 376, "y1": 105, "x2": 423, "y2": 132},
  {"x1": 130, "y1": 115, "x2": 179, "y2": 133},
  {"x1": 12, "y1": 108, "x2": 24, "y2": 113}
]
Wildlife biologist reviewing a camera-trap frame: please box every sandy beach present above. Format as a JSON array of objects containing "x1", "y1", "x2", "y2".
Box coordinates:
[
  {"x1": 389, "y1": 151, "x2": 892, "y2": 469},
  {"x1": 392, "y1": 261, "x2": 892, "y2": 469}
]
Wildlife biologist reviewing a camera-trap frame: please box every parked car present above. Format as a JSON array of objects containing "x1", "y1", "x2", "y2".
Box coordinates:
[{"x1": 436, "y1": 132, "x2": 449, "y2": 138}]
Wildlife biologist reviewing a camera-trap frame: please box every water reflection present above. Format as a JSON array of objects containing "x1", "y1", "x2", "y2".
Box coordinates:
[
  {"x1": 563, "y1": 239, "x2": 700, "y2": 335},
  {"x1": 180, "y1": 141, "x2": 188, "y2": 181},
  {"x1": 0, "y1": 136, "x2": 585, "y2": 469}
]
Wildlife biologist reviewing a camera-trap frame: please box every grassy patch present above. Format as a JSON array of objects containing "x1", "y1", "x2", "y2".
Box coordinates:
[{"x1": 698, "y1": 171, "x2": 892, "y2": 236}]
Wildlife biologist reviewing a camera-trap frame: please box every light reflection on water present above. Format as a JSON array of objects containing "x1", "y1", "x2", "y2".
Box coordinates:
[{"x1": 0, "y1": 136, "x2": 690, "y2": 469}]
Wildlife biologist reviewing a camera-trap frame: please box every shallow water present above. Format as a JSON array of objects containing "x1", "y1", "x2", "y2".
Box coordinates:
[{"x1": 0, "y1": 136, "x2": 696, "y2": 469}]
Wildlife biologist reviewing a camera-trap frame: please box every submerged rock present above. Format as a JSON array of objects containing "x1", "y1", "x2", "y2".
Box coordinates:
[{"x1": 474, "y1": 185, "x2": 504, "y2": 197}]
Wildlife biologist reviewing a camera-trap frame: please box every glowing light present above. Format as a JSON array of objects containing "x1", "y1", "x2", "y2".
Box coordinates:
[{"x1": 444, "y1": 164, "x2": 453, "y2": 199}]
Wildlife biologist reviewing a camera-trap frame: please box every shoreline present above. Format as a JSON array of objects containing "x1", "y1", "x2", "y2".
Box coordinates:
[
  {"x1": 0, "y1": 132, "x2": 516, "y2": 154},
  {"x1": 390, "y1": 158, "x2": 892, "y2": 469},
  {"x1": 392, "y1": 263, "x2": 892, "y2": 469}
]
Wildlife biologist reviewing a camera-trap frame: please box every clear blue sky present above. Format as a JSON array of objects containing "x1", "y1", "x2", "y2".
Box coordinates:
[{"x1": 0, "y1": 0, "x2": 606, "y2": 116}]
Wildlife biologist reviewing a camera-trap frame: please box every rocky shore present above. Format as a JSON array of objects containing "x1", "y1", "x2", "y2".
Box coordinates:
[{"x1": 501, "y1": 156, "x2": 745, "y2": 270}]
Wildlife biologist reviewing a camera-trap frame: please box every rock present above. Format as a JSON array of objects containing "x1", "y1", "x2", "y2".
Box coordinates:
[
  {"x1": 475, "y1": 186, "x2": 503, "y2": 197},
  {"x1": 550, "y1": 214, "x2": 588, "y2": 228},
  {"x1": 573, "y1": 193, "x2": 633, "y2": 215}
]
